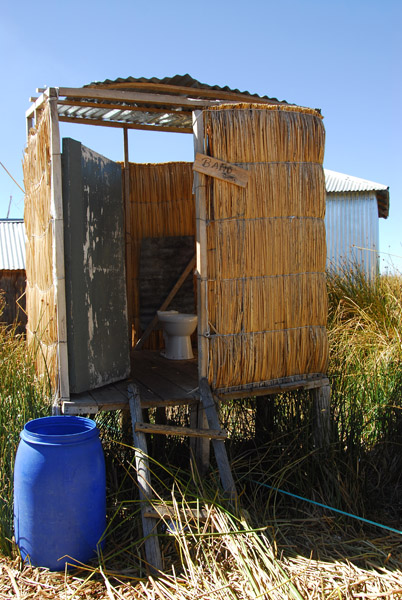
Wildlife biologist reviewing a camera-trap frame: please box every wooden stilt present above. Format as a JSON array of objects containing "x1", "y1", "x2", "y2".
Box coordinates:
[
  {"x1": 128, "y1": 385, "x2": 163, "y2": 574},
  {"x1": 190, "y1": 402, "x2": 211, "y2": 476},
  {"x1": 199, "y1": 378, "x2": 237, "y2": 501},
  {"x1": 311, "y1": 384, "x2": 332, "y2": 447}
]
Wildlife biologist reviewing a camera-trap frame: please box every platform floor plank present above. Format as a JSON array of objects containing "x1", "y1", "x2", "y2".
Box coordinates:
[{"x1": 62, "y1": 350, "x2": 199, "y2": 414}]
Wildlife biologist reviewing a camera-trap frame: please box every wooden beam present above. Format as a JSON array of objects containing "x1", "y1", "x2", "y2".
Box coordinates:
[
  {"x1": 216, "y1": 377, "x2": 330, "y2": 399},
  {"x1": 26, "y1": 91, "x2": 49, "y2": 120},
  {"x1": 135, "y1": 422, "x2": 227, "y2": 439},
  {"x1": 57, "y1": 99, "x2": 193, "y2": 117},
  {"x1": 135, "y1": 255, "x2": 196, "y2": 350},
  {"x1": 58, "y1": 115, "x2": 193, "y2": 133},
  {"x1": 58, "y1": 86, "x2": 223, "y2": 109},
  {"x1": 62, "y1": 397, "x2": 125, "y2": 414}
]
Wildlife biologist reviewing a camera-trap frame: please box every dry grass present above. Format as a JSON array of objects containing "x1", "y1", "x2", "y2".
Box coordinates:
[{"x1": 1, "y1": 504, "x2": 401, "y2": 599}]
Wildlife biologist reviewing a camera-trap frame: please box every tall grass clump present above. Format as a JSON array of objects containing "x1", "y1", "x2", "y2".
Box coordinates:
[
  {"x1": 325, "y1": 264, "x2": 402, "y2": 521},
  {"x1": 327, "y1": 264, "x2": 402, "y2": 450},
  {"x1": 0, "y1": 295, "x2": 50, "y2": 555}
]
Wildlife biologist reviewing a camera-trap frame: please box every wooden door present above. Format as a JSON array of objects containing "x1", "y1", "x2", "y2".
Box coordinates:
[{"x1": 62, "y1": 138, "x2": 130, "y2": 393}]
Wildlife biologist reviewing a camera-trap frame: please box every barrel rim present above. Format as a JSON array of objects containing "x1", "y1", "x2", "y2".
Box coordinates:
[{"x1": 20, "y1": 415, "x2": 99, "y2": 445}]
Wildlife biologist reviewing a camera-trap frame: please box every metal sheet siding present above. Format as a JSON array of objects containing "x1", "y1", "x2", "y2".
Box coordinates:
[
  {"x1": 0, "y1": 220, "x2": 26, "y2": 270},
  {"x1": 325, "y1": 192, "x2": 379, "y2": 278}
]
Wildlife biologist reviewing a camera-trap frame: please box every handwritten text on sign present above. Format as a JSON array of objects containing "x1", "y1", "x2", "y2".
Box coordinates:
[{"x1": 193, "y1": 153, "x2": 249, "y2": 188}]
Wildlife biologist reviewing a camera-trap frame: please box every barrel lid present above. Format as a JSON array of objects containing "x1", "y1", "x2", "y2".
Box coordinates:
[{"x1": 21, "y1": 416, "x2": 99, "y2": 445}]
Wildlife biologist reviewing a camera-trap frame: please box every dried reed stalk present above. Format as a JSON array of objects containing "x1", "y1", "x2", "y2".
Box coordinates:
[
  {"x1": 202, "y1": 104, "x2": 328, "y2": 390},
  {"x1": 23, "y1": 104, "x2": 58, "y2": 391},
  {"x1": 125, "y1": 162, "x2": 195, "y2": 347}
]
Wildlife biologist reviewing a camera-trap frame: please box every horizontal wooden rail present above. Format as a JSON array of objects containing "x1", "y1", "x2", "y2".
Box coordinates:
[{"x1": 135, "y1": 422, "x2": 227, "y2": 439}]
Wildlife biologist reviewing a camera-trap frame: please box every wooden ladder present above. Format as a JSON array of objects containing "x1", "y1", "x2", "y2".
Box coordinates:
[{"x1": 128, "y1": 378, "x2": 236, "y2": 573}]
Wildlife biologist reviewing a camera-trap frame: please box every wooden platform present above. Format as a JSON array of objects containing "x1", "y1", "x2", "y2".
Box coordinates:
[
  {"x1": 62, "y1": 350, "x2": 199, "y2": 414},
  {"x1": 62, "y1": 348, "x2": 329, "y2": 414}
]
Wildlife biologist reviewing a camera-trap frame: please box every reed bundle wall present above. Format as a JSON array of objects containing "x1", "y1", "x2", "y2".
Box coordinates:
[
  {"x1": 124, "y1": 162, "x2": 195, "y2": 348},
  {"x1": 202, "y1": 104, "x2": 328, "y2": 392},
  {"x1": 23, "y1": 105, "x2": 58, "y2": 390}
]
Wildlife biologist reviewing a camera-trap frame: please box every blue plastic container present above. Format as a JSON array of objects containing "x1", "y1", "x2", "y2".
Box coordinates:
[{"x1": 14, "y1": 415, "x2": 106, "y2": 571}]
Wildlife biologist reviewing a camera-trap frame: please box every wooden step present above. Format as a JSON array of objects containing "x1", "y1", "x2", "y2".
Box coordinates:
[{"x1": 135, "y1": 422, "x2": 227, "y2": 439}]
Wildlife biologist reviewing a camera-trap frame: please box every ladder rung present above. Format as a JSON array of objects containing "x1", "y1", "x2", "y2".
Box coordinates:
[
  {"x1": 135, "y1": 422, "x2": 228, "y2": 439},
  {"x1": 143, "y1": 505, "x2": 210, "y2": 521}
]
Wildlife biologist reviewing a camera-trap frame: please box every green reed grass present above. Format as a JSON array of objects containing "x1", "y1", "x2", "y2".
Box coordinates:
[
  {"x1": 0, "y1": 296, "x2": 50, "y2": 555},
  {"x1": 327, "y1": 265, "x2": 402, "y2": 453}
]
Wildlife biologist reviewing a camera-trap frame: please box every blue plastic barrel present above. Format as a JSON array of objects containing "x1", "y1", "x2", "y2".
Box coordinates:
[{"x1": 14, "y1": 415, "x2": 106, "y2": 571}]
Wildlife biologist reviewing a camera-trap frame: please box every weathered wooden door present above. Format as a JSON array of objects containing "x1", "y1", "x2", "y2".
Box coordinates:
[{"x1": 62, "y1": 138, "x2": 130, "y2": 394}]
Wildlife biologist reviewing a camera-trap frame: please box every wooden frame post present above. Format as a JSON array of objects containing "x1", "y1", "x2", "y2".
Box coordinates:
[
  {"x1": 192, "y1": 110, "x2": 211, "y2": 472},
  {"x1": 123, "y1": 127, "x2": 134, "y2": 348},
  {"x1": 48, "y1": 90, "x2": 70, "y2": 411},
  {"x1": 192, "y1": 110, "x2": 209, "y2": 379}
]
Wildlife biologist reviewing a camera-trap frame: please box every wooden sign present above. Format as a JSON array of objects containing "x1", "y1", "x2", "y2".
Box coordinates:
[{"x1": 193, "y1": 153, "x2": 249, "y2": 188}]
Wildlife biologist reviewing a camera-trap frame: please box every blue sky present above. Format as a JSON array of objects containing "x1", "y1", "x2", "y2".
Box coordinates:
[{"x1": 1, "y1": 0, "x2": 401, "y2": 271}]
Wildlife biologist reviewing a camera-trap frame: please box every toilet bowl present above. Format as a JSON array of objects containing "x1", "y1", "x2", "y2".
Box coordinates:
[{"x1": 157, "y1": 311, "x2": 197, "y2": 360}]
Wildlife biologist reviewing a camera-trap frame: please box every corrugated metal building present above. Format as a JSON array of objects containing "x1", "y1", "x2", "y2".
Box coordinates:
[
  {"x1": 324, "y1": 170, "x2": 389, "y2": 278},
  {"x1": 0, "y1": 219, "x2": 26, "y2": 327}
]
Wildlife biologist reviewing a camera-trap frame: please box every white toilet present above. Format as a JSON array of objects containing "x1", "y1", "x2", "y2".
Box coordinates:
[{"x1": 157, "y1": 310, "x2": 197, "y2": 360}]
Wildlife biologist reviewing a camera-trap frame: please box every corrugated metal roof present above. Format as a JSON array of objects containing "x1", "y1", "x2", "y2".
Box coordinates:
[
  {"x1": 85, "y1": 73, "x2": 287, "y2": 104},
  {"x1": 324, "y1": 169, "x2": 389, "y2": 219},
  {"x1": 0, "y1": 219, "x2": 26, "y2": 270},
  {"x1": 325, "y1": 169, "x2": 388, "y2": 193},
  {"x1": 53, "y1": 74, "x2": 291, "y2": 134}
]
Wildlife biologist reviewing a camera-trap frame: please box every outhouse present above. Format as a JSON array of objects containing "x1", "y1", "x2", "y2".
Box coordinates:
[{"x1": 23, "y1": 74, "x2": 330, "y2": 439}]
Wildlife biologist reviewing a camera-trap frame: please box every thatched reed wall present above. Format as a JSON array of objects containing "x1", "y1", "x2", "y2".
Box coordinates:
[
  {"x1": 23, "y1": 105, "x2": 58, "y2": 390},
  {"x1": 201, "y1": 104, "x2": 328, "y2": 392},
  {"x1": 124, "y1": 162, "x2": 195, "y2": 348}
]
